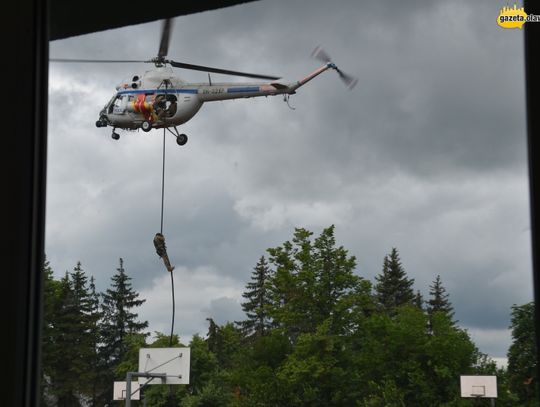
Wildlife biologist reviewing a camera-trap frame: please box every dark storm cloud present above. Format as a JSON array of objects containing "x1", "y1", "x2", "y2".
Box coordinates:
[{"x1": 46, "y1": 0, "x2": 531, "y2": 360}]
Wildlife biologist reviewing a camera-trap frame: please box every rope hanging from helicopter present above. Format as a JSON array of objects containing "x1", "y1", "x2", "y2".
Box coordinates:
[
  {"x1": 151, "y1": 78, "x2": 176, "y2": 348},
  {"x1": 161, "y1": 127, "x2": 176, "y2": 348}
]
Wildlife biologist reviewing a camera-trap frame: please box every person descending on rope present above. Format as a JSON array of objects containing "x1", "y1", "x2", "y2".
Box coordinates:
[{"x1": 153, "y1": 232, "x2": 175, "y2": 272}]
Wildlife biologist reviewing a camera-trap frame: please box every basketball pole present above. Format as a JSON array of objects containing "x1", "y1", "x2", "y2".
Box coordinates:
[{"x1": 125, "y1": 372, "x2": 166, "y2": 407}]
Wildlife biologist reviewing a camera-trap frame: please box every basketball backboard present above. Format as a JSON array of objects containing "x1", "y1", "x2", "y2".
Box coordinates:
[
  {"x1": 138, "y1": 347, "x2": 190, "y2": 385},
  {"x1": 460, "y1": 375, "x2": 497, "y2": 398},
  {"x1": 113, "y1": 381, "x2": 140, "y2": 400}
]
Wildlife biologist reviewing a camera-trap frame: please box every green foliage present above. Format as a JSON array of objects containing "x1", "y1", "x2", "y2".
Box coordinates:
[
  {"x1": 206, "y1": 320, "x2": 242, "y2": 369},
  {"x1": 265, "y1": 225, "x2": 368, "y2": 341},
  {"x1": 99, "y1": 257, "x2": 148, "y2": 404},
  {"x1": 188, "y1": 334, "x2": 219, "y2": 394},
  {"x1": 41, "y1": 258, "x2": 148, "y2": 406},
  {"x1": 352, "y1": 305, "x2": 481, "y2": 406},
  {"x1": 41, "y1": 227, "x2": 535, "y2": 407},
  {"x1": 507, "y1": 302, "x2": 538, "y2": 405},
  {"x1": 41, "y1": 258, "x2": 62, "y2": 405},
  {"x1": 100, "y1": 258, "x2": 148, "y2": 365},
  {"x1": 414, "y1": 290, "x2": 424, "y2": 311},
  {"x1": 374, "y1": 248, "x2": 415, "y2": 314},
  {"x1": 360, "y1": 380, "x2": 406, "y2": 407},
  {"x1": 276, "y1": 320, "x2": 356, "y2": 406},
  {"x1": 41, "y1": 262, "x2": 105, "y2": 406},
  {"x1": 238, "y1": 256, "x2": 274, "y2": 338},
  {"x1": 113, "y1": 333, "x2": 147, "y2": 378},
  {"x1": 181, "y1": 380, "x2": 233, "y2": 407},
  {"x1": 427, "y1": 275, "x2": 455, "y2": 328},
  {"x1": 227, "y1": 331, "x2": 292, "y2": 406}
]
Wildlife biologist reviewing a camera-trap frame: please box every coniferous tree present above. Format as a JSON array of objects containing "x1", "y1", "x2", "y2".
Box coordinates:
[
  {"x1": 101, "y1": 258, "x2": 148, "y2": 360},
  {"x1": 68, "y1": 262, "x2": 100, "y2": 403},
  {"x1": 414, "y1": 290, "x2": 424, "y2": 310},
  {"x1": 100, "y1": 258, "x2": 148, "y2": 403},
  {"x1": 41, "y1": 263, "x2": 99, "y2": 406},
  {"x1": 205, "y1": 318, "x2": 242, "y2": 369},
  {"x1": 374, "y1": 248, "x2": 415, "y2": 314},
  {"x1": 87, "y1": 276, "x2": 104, "y2": 405},
  {"x1": 38, "y1": 227, "x2": 501, "y2": 407},
  {"x1": 41, "y1": 258, "x2": 61, "y2": 406},
  {"x1": 206, "y1": 317, "x2": 220, "y2": 355},
  {"x1": 507, "y1": 302, "x2": 538, "y2": 404},
  {"x1": 51, "y1": 271, "x2": 80, "y2": 407},
  {"x1": 427, "y1": 275, "x2": 455, "y2": 323},
  {"x1": 238, "y1": 256, "x2": 273, "y2": 338}
]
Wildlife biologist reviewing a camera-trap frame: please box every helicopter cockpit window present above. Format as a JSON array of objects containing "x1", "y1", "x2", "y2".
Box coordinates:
[{"x1": 109, "y1": 95, "x2": 126, "y2": 114}]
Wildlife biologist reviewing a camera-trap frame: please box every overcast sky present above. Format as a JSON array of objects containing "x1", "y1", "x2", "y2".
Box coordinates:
[{"x1": 46, "y1": 0, "x2": 531, "y2": 366}]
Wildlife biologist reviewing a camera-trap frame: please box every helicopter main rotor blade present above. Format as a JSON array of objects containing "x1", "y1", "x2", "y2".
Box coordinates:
[
  {"x1": 157, "y1": 19, "x2": 173, "y2": 59},
  {"x1": 49, "y1": 58, "x2": 147, "y2": 63},
  {"x1": 168, "y1": 60, "x2": 280, "y2": 80}
]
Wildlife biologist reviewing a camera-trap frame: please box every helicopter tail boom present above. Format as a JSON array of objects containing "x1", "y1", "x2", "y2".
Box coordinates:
[
  {"x1": 288, "y1": 63, "x2": 335, "y2": 92},
  {"x1": 198, "y1": 63, "x2": 341, "y2": 102}
]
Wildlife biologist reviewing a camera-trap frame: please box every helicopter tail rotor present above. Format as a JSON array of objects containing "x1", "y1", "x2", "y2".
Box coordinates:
[
  {"x1": 311, "y1": 45, "x2": 332, "y2": 64},
  {"x1": 335, "y1": 68, "x2": 358, "y2": 90},
  {"x1": 311, "y1": 46, "x2": 358, "y2": 90}
]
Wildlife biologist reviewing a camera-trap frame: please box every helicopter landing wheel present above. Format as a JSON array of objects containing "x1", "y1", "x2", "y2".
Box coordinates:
[
  {"x1": 141, "y1": 120, "x2": 152, "y2": 132},
  {"x1": 176, "y1": 133, "x2": 188, "y2": 146},
  {"x1": 111, "y1": 131, "x2": 120, "y2": 140}
]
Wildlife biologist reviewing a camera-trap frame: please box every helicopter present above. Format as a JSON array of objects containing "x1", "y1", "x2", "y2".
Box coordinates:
[{"x1": 51, "y1": 19, "x2": 357, "y2": 146}]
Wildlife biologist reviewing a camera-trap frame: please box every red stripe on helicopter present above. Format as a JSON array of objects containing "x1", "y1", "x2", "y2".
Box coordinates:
[{"x1": 132, "y1": 94, "x2": 154, "y2": 122}]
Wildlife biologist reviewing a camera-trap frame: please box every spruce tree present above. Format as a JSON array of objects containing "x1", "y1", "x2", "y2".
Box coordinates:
[
  {"x1": 238, "y1": 256, "x2": 273, "y2": 338},
  {"x1": 206, "y1": 317, "x2": 220, "y2": 355},
  {"x1": 49, "y1": 271, "x2": 84, "y2": 406},
  {"x1": 41, "y1": 263, "x2": 100, "y2": 406},
  {"x1": 100, "y1": 258, "x2": 148, "y2": 402},
  {"x1": 414, "y1": 290, "x2": 424, "y2": 311},
  {"x1": 69, "y1": 262, "x2": 101, "y2": 401},
  {"x1": 374, "y1": 248, "x2": 415, "y2": 314},
  {"x1": 87, "y1": 276, "x2": 104, "y2": 405},
  {"x1": 40, "y1": 258, "x2": 61, "y2": 406},
  {"x1": 101, "y1": 258, "x2": 148, "y2": 361},
  {"x1": 427, "y1": 275, "x2": 454, "y2": 322}
]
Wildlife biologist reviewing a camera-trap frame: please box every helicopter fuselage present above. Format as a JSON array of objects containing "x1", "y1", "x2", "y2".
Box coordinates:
[{"x1": 97, "y1": 63, "x2": 336, "y2": 132}]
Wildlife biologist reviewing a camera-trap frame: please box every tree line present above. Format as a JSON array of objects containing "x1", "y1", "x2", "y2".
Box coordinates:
[{"x1": 40, "y1": 226, "x2": 537, "y2": 406}]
